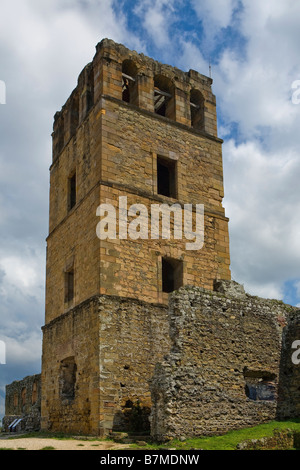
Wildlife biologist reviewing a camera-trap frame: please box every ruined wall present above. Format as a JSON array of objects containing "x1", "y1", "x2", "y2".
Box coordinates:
[
  {"x1": 98, "y1": 295, "x2": 170, "y2": 435},
  {"x1": 150, "y1": 281, "x2": 300, "y2": 441},
  {"x1": 277, "y1": 311, "x2": 300, "y2": 419},
  {"x1": 41, "y1": 294, "x2": 170, "y2": 436},
  {"x1": 3, "y1": 374, "x2": 41, "y2": 432},
  {"x1": 41, "y1": 297, "x2": 100, "y2": 435}
]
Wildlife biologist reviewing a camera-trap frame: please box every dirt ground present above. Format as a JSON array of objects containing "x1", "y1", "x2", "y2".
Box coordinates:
[{"x1": 0, "y1": 436, "x2": 133, "y2": 451}]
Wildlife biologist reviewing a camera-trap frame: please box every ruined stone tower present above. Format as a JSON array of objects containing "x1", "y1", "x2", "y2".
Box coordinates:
[{"x1": 41, "y1": 39, "x2": 231, "y2": 436}]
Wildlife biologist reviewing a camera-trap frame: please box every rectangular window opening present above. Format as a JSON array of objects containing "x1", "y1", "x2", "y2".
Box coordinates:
[
  {"x1": 60, "y1": 357, "x2": 77, "y2": 402},
  {"x1": 154, "y1": 89, "x2": 171, "y2": 116},
  {"x1": 69, "y1": 173, "x2": 76, "y2": 211},
  {"x1": 65, "y1": 269, "x2": 74, "y2": 303},
  {"x1": 157, "y1": 156, "x2": 177, "y2": 198},
  {"x1": 162, "y1": 257, "x2": 183, "y2": 293}
]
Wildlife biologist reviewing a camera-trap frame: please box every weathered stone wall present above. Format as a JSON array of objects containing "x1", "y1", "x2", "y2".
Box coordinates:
[
  {"x1": 41, "y1": 294, "x2": 170, "y2": 436},
  {"x1": 41, "y1": 296, "x2": 100, "y2": 435},
  {"x1": 98, "y1": 295, "x2": 170, "y2": 435},
  {"x1": 150, "y1": 281, "x2": 300, "y2": 441},
  {"x1": 237, "y1": 429, "x2": 295, "y2": 450},
  {"x1": 3, "y1": 374, "x2": 41, "y2": 432},
  {"x1": 6, "y1": 281, "x2": 300, "y2": 438},
  {"x1": 277, "y1": 311, "x2": 300, "y2": 419}
]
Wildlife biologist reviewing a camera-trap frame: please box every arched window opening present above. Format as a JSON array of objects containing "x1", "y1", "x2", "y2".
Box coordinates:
[
  {"x1": 13, "y1": 393, "x2": 18, "y2": 408},
  {"x1": 21, "y1": 387, "x2": 26, "y2": 408},
  {"x1": 190, "y1": 89, "x2": 205, "y2": 130},
  {"x1": 154, "y1": 75, "x2": 174, "y2": 118},
  {"x1": 122, "y1": 60, "x2": 138, "y2": 105},
  {"x1": 32, "y1": 381, "x2": 38, "y2": 405}
]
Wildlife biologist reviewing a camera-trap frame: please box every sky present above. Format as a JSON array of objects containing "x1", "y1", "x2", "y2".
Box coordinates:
[{"x1": 1, "y1": 0, "x2": 300, "y2": 420}]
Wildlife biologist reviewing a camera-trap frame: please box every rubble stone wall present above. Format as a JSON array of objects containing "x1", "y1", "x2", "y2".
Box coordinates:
[
  {"x1": 3, "y1": 374, "x2": 41, "y2": 432},
  {"x1": 150, "y1": 281, "x2": 300, "y2": 441}
]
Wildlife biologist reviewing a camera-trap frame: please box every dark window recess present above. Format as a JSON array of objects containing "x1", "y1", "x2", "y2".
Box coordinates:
[
  {"x1": 154, "y1": 90, "x2": 169, "y2": 116},
  {"x1": 69, "y1": 173, "x2": 76, "y2": 210},
  {"x1": 60, "y1": 357, "x2": 77, "y2": 401},
  {"x1": 162, "y1": 257, "x2": 183, "y2": 293},
  {"x1": 154, "y1": 75, "x2": 173, "y2": 118},
  {"x1": 157, "y1": 157, "x2": 177, "y2": 198},
  {"x1": 190, "y1": 89, "x2": 205, "y2": 131},
  {"x1": 122, "y1": 77, "x2": 130, "y2": 103},
  {"x1": 122, "y1": 60, "x2": 138, "y2": 105},
  {"x1": 65, "y1": 269, "x2": 74, "y2": 303},
  {"x1": 244, "y1": 369, "x2": 277, "y2": 402}
]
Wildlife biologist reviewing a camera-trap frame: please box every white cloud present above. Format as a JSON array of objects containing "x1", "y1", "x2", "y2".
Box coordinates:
[
  {"x1": 176, "y1": 40, "x2": 209, "y2": 76},
  {"x1": 214, "y1": 0, "x2": 300, "y2": 138},
  {"x1": 192, "y1": 0, "x2": 239, "y2": 30},
  {"x1": 0, "y1": 256, "x2": 41, "y2": 293},
  {"x1": 2, "y1": 333, "x2": 42, "y2": 367},
  {"x1": 223, "y1": 138, "x2": 300, "y2": 298},
  {"x1": 134, "y1": 0, "x2": 177, "y2": 48}
]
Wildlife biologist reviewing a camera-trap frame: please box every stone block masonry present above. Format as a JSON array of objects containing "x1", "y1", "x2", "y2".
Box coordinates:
[
  {"x1": 40, "y1": 294, "x2": 170, "y2": 436},
  {"x1": 3, "y1": 374, "x2": 41, "y2": 433},
  {"x1": 150, "y1": 281, "x2": 300, "y2": 441},
  {"x1": 4, "y1": 280, "x2": 300, "y2": 439}
]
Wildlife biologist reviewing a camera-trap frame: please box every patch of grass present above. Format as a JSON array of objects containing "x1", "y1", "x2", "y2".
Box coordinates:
[
  {"x1": 39, "y1": 446, "x2": 56, "y2": 451},
  {"x1": 6, "y1": 431, "x2": 105, "y2": 441},
  {"x1": 6, "y1": 431, "x2": 69, "y2": 441},
  {"x1": 132, "y1": 420, "x2": 300, "y2": 451},
  {"x1": 0, "y1": 447, "x2": 15, "y2": 451}
]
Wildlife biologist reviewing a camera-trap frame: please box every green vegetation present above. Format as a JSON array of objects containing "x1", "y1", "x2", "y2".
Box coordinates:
[
  {"x1": 3, "y1": 431, "x2": 103, "y2": 441},
  {"x1": 132, "y1": 420, "x2": 300, "y2": 451}
]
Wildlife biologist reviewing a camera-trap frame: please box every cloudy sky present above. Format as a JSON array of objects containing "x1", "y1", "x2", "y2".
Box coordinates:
[{"x1": 1, "y1": 0, "x2": 300, "y2": 419}]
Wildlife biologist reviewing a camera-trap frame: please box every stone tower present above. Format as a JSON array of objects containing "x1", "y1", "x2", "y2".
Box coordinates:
[{"x1": 41, "y1": 39, "x2": 231, "y2": 436}]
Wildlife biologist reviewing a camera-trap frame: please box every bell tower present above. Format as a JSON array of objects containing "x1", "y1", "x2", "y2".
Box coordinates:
[{"x1": 41, "y1": 39, "x2": 231, "y2": 436}]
